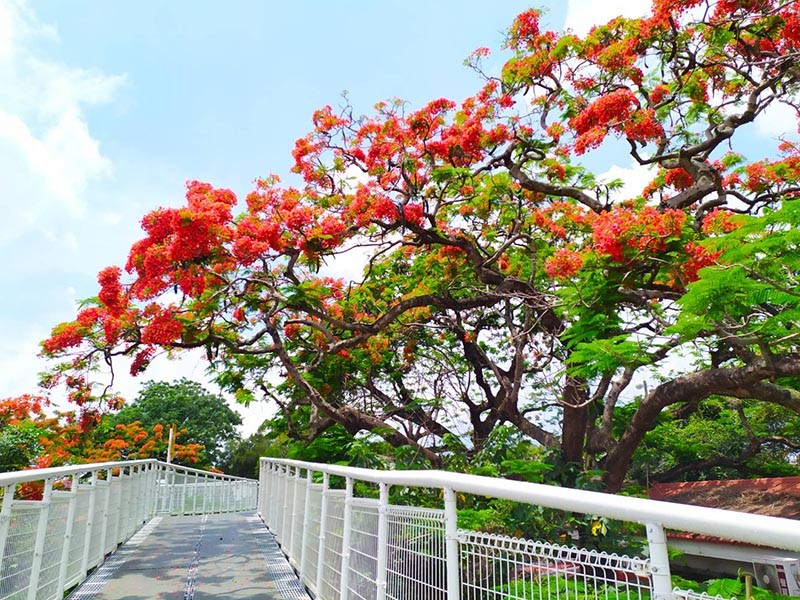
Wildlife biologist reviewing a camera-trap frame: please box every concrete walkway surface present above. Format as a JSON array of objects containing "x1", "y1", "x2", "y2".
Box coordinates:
[{"x1": 67, "y1": 513, "x2": 310, "y2": 600}]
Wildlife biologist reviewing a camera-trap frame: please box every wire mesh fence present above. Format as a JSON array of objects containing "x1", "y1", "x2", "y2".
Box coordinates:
[
  {"x1": 259, "y1": 459, "x2": 800, "y2": 600},
  {"x1": 0, "y1": 460, "x2": 257, "y2": 600},
  {"x1": 459, "y1": 530, "x2": 651, "y2": 600},
  {"x1": 386, "y1": 505, "x2": 447, "y2": 600}
]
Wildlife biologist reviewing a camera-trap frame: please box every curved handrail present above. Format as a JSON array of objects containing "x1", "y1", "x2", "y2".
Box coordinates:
[
  {"x1": 0, "y1": 459, "x2": 256, "y2": 486},
  {"x1": 263, "y1": 457, "x2": 800, "y2": 553}
]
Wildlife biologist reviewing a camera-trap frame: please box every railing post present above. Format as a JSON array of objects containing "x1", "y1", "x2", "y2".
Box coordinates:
[
  {"x1": 192, "y1": 471, "x2": 200, "y2": 515},
  {"x1": 280, "y1": 466, "x2": 291, "y2": 543},
  {"x1": 315, "y1": 472, "x2": 329, "y2": 596},
  {"x1": 339, "y1": 476, "x2": 354, "y2": 600},
  {"x1": 299, "y1": 469, "x2": 314, "y2": 579},
  {"x1": 27, "y1": 476, "x2": 54, "y2": 600},
  {"x1": 98, "y1": 469, "x2": 113, "y2": 564},
  {"x1": 376, "y1": 481, "x2": 390, "y2": 600},
  {"x1": 289, "y1": 467, "x2": 302, "y2": 563},
  {"x1": 202, "y1": 473, "x2": 209, "y2": 515},
  {"x1": 256, "y1": 458, "x2": 272, "y2": 516},
  {"x1": 444, "y1": 487, "x2": 460, "y2": 600},
  {"x1": 646, "y1": 522, "x2": 673, "y2": 600},
  {"x1": 180, "y1": 467, "x2": 188, "y2": 515},
  {"x1": 57, "y1": 473, "x2": 80, "y2": 597},
  {"x1": 0, "y1": 483, "x2": 15, "y2": 568},
  {"x1": 81, "y1": 471, "x2": 98, "y2": 576},
  {"x1": 269, "y1": 464, "x2": 280, "y2": 531},
  {"x1": 149, "y1": 463, "x2": 160, "y2": 517},
  {"x1": 168, "y1": 465, "x2": 176, "y2": 515}
]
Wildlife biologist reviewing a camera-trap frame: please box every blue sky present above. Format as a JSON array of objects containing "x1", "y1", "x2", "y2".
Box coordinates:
[{"x1": 1, "y1": 0, "x2": 792, "y2": 434}]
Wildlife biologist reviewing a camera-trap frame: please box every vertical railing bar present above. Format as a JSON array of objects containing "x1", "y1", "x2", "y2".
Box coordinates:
[
  {"x1": 57, "y1": 472, "x2": 80, "y2": 597},
  {"x1": 338, "y1": 476, "x2": 353, "y2": 600},
  {"x1": 97, "y1": 468, "x2": 113, "y2": 564},
  {"x1": 315, "y1": 472, "x2": 330, "y2": 598},
  {"x1": 258, "y1": 459, "x2": 266, "y2": 520},
  {"x1": 646, "y1": 522, "x2": 673, "y2": 600},
  {"x1": 27, "y1": 476, "x2": 54, "y2": 600},
  {"x1": 300, "y1": 468, "x2": 314, "y2": 581},
  {"x1": 268, "y1": 464, "x2": 278, "y2": 531},
  {"x1": 0, "y1": 483, "x2": 15, "y2": 572},
  {"x1": 179, "y1": 467, "x2": 188, "y2": 516},
  {"x1": 289, "y1": 466, "x2": 302, "y2": 564},
  {"x1": 202, "y1": 473, "x2": 209, "y2": 515},
  {"x1": 113, "y1": 469, "x2": 125, "y2": 544},
  {"x1": 147, "y1": 464, "x2": 154, "y2": 517},
  {"x1": 168, "y1": 465, "x2": 176, "y2": 515},
  {"x1": 80, "y1": 471, "x2": 98, "y2": 577},
  {"x1": 193, "y1": 471, "x2": 200, "y2": 515},
  {"x1": 281, "y1": 465, "x2": 289, "y2": 540},
  {"x1": 444, "y1": 487, "x2": 460, "y2": 600},
  {"x1": 376, "y1": 481, "x2": 390, "y2": 600}
]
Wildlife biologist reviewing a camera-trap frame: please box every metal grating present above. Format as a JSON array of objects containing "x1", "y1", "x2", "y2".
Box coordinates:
[
  {"x1": 182, "y1": 515, "x2": 208, "y2": 600},
  {"x1": 251, "y1": 516, "x2": 311, "y2": 600}
]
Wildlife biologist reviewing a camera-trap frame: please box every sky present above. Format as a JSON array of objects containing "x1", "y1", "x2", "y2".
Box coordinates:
[{"x1": 0, "y1": 0, "x2": 793, "y2": 436}]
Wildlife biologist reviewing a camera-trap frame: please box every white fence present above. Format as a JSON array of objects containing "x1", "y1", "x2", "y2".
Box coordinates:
[
  {"x1": 0, "y1": 459, "x2": 257, "y2": 600},
  {"x1": 258, "y1": 458, "x2": 800, "y2": 600}
]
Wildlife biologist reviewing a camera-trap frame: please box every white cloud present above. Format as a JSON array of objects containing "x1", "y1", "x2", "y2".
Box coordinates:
[
  {"x1": 754, "y1": 101, "x2": 800, "y2": 142},
  {"x1": 0, "y1": 0, "x2": 124, "y2": 243},
  {"x1": 599, "y1": 160, "x2": 654, "y2": 202},
  {"x1": 565, "y1": 0, "x2": 650, "y2": 36}
]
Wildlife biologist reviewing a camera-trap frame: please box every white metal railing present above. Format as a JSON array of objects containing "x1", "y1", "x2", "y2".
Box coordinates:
[
  {"x1": 258, "y1": 458, "x2": 800, "y2": 600},
  {"x1": 0, "y1": 459, "x2": 257, "y2": 600}
]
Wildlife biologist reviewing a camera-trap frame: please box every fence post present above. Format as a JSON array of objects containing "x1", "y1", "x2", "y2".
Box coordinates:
[
  {"x1": 57, "y1": 473, "x2": 80, "y2": 597},
  {"x1": 376, "y1": 481, "x2": 390, "y2": 600},
  {"x1": 444, "y1": 487, "x2": 460, "y2": 600},
  {"x1": 315, "y1": 472, "x2": 330, "y2": 596},
  {"x1": 258, "y1": 459, "x2": 268, "y2": 519},
  {"x1": 289, "y1": 467, "x2": 302, "y2": 563},
  {"x1": 280, "y1": 466, "x2": 291, "y2": 544},
  {"x1": 27, "y1": 476, "x2": 54, "y2": 600},
  {"x1": 97, "y1": 469, "x2": 113, "y2": 565},
  {"x1": 339, "y1": 476, "x2": 354, "y2": 600},
  {"x1": 646, "y1": 522, "x2": 673, "y2": 600},
  {"x1": 0, "y1": 483, "x2": 15, "y2": 569},
  {"x1": 81, "y1": 471, "x2": 98, "y2": 576},
  {"x1": 192, "y1": 471, "x2": 200, "y2": 515},
  {"x1": 149, "y1": 463, "x2": 160, "y2": 517},
  {"x1": 300, "y1": 469, "x2": 314, "y2": 579}
]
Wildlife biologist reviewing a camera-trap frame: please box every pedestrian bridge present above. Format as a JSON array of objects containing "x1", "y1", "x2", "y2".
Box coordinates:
[{"x1": 1, "y1": 458, "x2": 799, "y2": 600}]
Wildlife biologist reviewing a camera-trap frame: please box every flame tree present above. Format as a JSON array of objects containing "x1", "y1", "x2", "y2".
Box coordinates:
[{"x1": 43, "y1": 0, "x2": 800, "y2": 490}]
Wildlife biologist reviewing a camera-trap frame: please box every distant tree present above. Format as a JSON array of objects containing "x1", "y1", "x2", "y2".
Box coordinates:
[
  {"x1": 0, "y1": 395, "x2": 50, "y2": 472},
  {"x1": 108, "y1": 379, "x2": 241, "y2": 467},
  {"x1": 627, "y1": 396, "x2": 800, "y2": 485}
]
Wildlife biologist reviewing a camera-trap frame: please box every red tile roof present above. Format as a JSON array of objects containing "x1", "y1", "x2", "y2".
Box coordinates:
[{"x1": 649, "y1": 477, "x2": 800, "y2": 545}]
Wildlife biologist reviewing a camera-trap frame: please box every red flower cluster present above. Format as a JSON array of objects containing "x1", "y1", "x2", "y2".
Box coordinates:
[
  {"x1": 545, "y1": 248, "x2": 584, "y2": 279},
  {"x1": 681, "y1": 242, "x2": 722, "y2": 283},
  {"x1": 569, "y1": 89, "x2": 663, "y2": 154},
  {"x1": 592, "y1": 206, "x2": 686, "y2": 261},
  {"x1": 701, "y1": 208, "x2": 740, "y2": 235}
]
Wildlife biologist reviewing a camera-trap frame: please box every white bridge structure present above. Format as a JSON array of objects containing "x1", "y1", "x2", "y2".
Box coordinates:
[{"x1": 0, "y1": 457, "x2": 798, "y2": 600}]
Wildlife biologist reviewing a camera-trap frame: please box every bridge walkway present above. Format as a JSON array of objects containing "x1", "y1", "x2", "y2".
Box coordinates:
[{"x1": 66, "y1": 512, "x2": 309, "y2": 600}]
